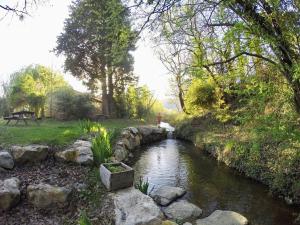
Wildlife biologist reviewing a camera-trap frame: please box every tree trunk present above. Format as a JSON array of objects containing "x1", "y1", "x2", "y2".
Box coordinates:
[
  {"x1": 108, "y1": 67, "x2": 115, "y2": 117},
  {"x1": 100, "y1": 65, "x2": 109, "y2": 116}
]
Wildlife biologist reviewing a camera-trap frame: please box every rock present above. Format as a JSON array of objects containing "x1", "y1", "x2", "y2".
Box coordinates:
[
  {"x1": 72, "y1": 182, "x2": 87, "y2": 192},
  {"x1": 195, "y1": 210, "x2": 248, "y2": 225},
  {"x1": 150, "y1": 186, "x2": 186, "y2": 206},
  {"x1": 163, "y1": 200, "x2": 202, "y2": 222},
  {"x1": 11, "y1": 145, "x2": 49, "y2": 164},
  {"x1": 114, "y1": 146, "x2": 129, "y2": 162},
  {"x1": 127, "y1": 127, "x2": 139, "y2": 135},
  {"x1": 0, "y1": 177, "x2": 21, "y2": 210},
  {"x1": 183, "y1": 223, "x2": 192, "y2": 225},
  {"x1": 0, "y1": 167, "x2": 8, "y2": 173},
  {"x1": 113, "y1": 187, "x2": 164, "y2": 225},
  {"x1": 27, "y1": 183, "x2": 71, "y2": 208},
  {"x1": 138, "y1": 126, "x2": 167, "y2": 144},
  {"x1": 138, "y1": 126, "x2": 153, "y2": 137},
  {"x1": 284, "y1": 196, "x2": 293, "y2": 205},
  {"x1": 55, "y1": 140, "x2": 93, "y2": 165},
  {"x1": 295, "y1": 214, "x2": 300, "y2": 224},
  {"x1": 0, "y1": 151, "x2": 14, "y2": 169},
  {"x1": 162, "y1": 220, "x2": 178, "y2": 225}
]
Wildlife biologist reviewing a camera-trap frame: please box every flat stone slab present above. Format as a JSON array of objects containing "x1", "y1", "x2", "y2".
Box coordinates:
[
  {"x1": 0, "y1": 151, "x2": 14, "y2": 169},
  {"x1": 55, "y1": 140, "x2": 93, "y2": 165},
  {"x1": 196, "y1": 210, "x2": 248, "y2": 225},
  {"x1": 163, "y1": 200, "x2": 202, "y2": 222},
  {"x1": 150, "y1": 186, "x2": 186, "y2": 206},
  {"x1": 113, "y1": 187, "x2": 164, "y2": 225},
  {"x1": 27, "y1": 183, "x2": 71, "y2": 208},
  {"x1": 0, "y1": 177, "x2": 20, "y2": 210},
  {"x1": 11, "y1": 145, "x2": 49, "y2": 164}
]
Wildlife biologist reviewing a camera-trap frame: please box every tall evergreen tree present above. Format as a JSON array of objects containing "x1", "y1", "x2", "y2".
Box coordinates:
[{"x1": 55, "y1": 0, "x2": 137, "y2": 116}]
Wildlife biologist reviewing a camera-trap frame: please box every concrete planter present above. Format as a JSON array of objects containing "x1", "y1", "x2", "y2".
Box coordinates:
[{"x1": 100, "y1": 162, "x2": 134, "y2": 191}]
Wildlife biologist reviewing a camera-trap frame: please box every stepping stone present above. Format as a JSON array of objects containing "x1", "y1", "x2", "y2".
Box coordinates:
[
  {"x1": 0, "y1": 151, "x2": 14, "y2": 169},
  {"x1": 113, "y1": 187, "x2": 164, "y2": 225},
  {"x1": 27, "y1": 183, "x2": 71, "y2": 208},
  {"x1": 196, "y1": 210, "x2": 248, "y2": 225},
  {"x1": 150, "y1": 186, "x2": 186, "y2": 206},
  {"x1": 0, "y1": 177, "x2": 20, "y2": 210},
  {"x1": 163, "y1": 200, "x2": 202, "y2": 222}
]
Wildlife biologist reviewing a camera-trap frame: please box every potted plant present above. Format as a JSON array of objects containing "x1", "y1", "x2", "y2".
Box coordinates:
[{"x1": 100, "y1": 162, "x2": 134, "y2": 191}]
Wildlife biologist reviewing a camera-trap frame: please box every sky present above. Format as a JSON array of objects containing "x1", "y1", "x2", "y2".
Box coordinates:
[{"x1": 0, "y1": 0, "x2": 170, "y2": 99}]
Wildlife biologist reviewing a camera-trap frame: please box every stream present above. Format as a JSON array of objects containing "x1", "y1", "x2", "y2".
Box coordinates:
[{"x1": 133, "y1": 138, "x2": 299, "y2": 225}]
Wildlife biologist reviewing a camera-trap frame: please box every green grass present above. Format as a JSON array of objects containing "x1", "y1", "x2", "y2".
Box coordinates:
[{"x1": 0, "y1": 118, "x2": 144, "y2": 147}]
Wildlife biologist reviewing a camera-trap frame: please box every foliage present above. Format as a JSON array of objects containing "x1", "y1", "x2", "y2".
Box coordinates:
[
  {"x1": 50, "y1": 87, "x2": 96, "y2": 120},
  {"x1": 91, "y1": 126, "x2": 113, "y2": 166},
  {"x1": 135, "y1": 177, "x2": 150, "y2": 195},
  {"x1": 0, "y1": 96, "x2": 10, "y2": 117},
  {"x1": 125, "y1": 85, "x2": 158, "y2": 119},
  {"x1": 6, "y1": 64, "x2": 68, "y2": 117},
  {"x1": 106, "y1": 164, "x2": 125, "y2": 173},
  {"x1": 55, "y1": 0, "x2": 137, "y2": 116},
  {"x1": 78, "y1": 211, "x2": 92, "y2": 225}
]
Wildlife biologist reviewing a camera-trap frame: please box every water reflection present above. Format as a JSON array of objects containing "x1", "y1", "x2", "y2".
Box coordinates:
[{"x1": 133, "y1": 139, "x2": 298, "y2": 225}]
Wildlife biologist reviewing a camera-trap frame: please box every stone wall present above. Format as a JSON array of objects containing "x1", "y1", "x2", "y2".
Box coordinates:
[{"x1": 113, "y1": 126, "x2": 167, "y2": 162}]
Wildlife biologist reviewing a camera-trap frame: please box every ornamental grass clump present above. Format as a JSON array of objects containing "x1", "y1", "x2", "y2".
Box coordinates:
[
  {"x1": 91, "y1": 126, "x2": 113, "y2": 166},
  {"x1": 135, "y1": 177, "x2": 150, "y2": 195},
  {"x1": 78, "y1": 211, "x2": 92, "y2": 225}
]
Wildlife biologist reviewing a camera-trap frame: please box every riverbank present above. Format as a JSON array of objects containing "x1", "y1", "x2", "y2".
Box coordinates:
[
  {"x1": 0, "y1": 123, "x2": 167, "y2": 225},
  {"x1": 174, "y1": 114, "x2": 300, "y2": 206}
]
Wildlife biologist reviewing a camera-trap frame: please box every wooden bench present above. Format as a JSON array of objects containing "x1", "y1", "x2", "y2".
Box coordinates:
[{"x1": 4, "y1": 111, "x2": 40, "y2": 125}]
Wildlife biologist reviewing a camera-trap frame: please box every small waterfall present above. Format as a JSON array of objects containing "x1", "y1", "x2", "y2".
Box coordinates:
[{"x1": 160, "y1": 122, "x2": 175, "y2": 139}]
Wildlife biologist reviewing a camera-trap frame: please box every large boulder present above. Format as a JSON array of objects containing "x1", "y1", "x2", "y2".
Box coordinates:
[
  {"x1": 0, "y1": 177, "x2": 20, "y2": 210},
  {"x1": 27, "y1": 183, "x2": 71, "y2": 208},
  {"x1": 11, "y1": 145, "x2": 49, "y2": 165},
  {"x1": 120, "y1": 129, "x2": 141, "y2": 150},
  {"x1": 114, "y1": 146, "x2": 129, "y2": 162},
  {"x1": 150, "y1": 186, "x2": 186, "y2": 206},
  {"x1": 113, "y1": 187, "x2": 164, "y2": 225},
  {"x1": 55, "y1": 140, "x2": 93, "y2": 165},
  {"x1": 195, "y1": 210, "x2": 248, "y2": 225},
  {"x1": 138, "y1": 126, "x2": 167, "y2": 144},
  {"x1": 0, "y1": 151, "x2": 14, "y2": 169},
  {"x1": 162, "y1": 200, "x2": 202, "y2": 222}
]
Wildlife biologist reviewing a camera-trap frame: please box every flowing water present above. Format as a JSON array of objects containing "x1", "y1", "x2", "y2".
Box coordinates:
[{"x1": 133, "y1": 139, "x2": 299, "y2": 225}]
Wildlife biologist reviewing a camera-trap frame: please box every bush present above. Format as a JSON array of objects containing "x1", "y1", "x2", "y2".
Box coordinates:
[
  {"x1": 49, "y1": 87, "x2": 96, "y2": 120},
  {"x1": 185, "y1": 78, "x2": 217, "y2": 114}
]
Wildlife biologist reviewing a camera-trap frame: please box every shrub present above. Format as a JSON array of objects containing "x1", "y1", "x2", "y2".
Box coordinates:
[{"x1": 49, "y1": 87, "x2": 96, "y2": 120}]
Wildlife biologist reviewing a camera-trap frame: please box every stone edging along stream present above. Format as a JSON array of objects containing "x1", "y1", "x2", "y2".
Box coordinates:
[
  {"x1": 0, "y1": 125, "x2": 167, "y2": 211},
  {"x1": 0, "y1": 125, "x2": 252, "y2": 225}
]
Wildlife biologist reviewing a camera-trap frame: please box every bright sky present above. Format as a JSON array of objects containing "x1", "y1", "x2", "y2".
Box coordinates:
[{"x1": 0, "y1": 0, "x2": 169, "y2": 99}]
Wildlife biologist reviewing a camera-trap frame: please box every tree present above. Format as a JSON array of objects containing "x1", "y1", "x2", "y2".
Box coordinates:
[
  {"x1": 157, "y1": 40, "x2": 191, "y2": 112},
  {"x1": 0, "y1": 0, "x2": 41, "y2": 19},
  {"x1": 133, "y1": 0, "x2": 300, "y2": 113},
  {"x1": 7, "y1": 64, "x2": 68, "y2": 117},
  {"x1": 55, "y1": 0, "x2": 137, "y2": 117}
]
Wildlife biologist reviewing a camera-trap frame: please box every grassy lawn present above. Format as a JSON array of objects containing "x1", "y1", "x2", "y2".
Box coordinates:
[{"x1": 0, "y1": 119, "x2": 144, "y2": 147}]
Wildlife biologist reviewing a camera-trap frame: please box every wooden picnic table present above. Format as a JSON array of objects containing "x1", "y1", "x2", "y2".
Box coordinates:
[{"x1": 3, "y1": 111, "x2": 40, "y2": 125}]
